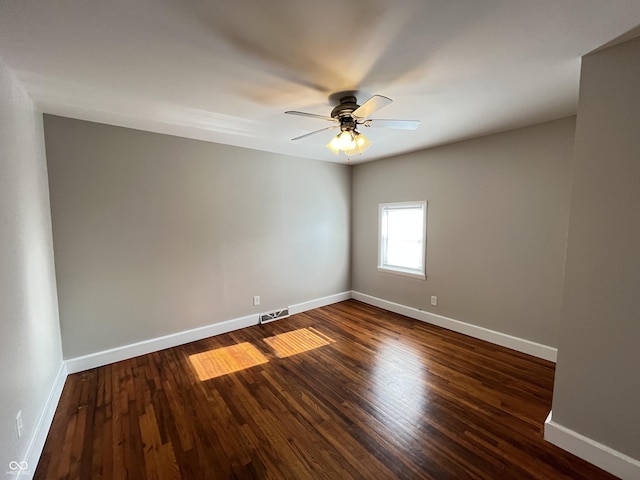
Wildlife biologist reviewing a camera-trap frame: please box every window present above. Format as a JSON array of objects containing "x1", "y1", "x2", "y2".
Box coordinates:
[{"x1": 378, "y1": 201, "x2": 427, "y2": 279}]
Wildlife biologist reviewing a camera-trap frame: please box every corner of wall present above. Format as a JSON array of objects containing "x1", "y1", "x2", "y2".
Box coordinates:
[{"x1": 545, "y1": 411, "x2": 640, "y2": 480}]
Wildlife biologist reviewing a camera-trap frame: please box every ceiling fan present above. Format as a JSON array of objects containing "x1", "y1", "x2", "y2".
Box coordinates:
[{"x1": 285, "y1": 93, "x2": 420, "y2": 156}]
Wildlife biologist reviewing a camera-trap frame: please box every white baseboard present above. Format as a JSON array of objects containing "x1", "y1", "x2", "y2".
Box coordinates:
[
  {"x1": 65, "y1": 313, "x2": 259, "y2": 374},
  {"x1": 65, "y1": 291, "x2": 353, "y2": 374},
  {"x1": 545, "y1": 411, "x2": 640, "y2": 480},
  {"x1": 351, "y1": 291, "x2": 557, "y2": 362},
  {"x1": 289, "y1": 291, "x2": 352, "y2": 315},
  {"x1": 22, "y1": 362, "x2": 68, "y2": 480}
]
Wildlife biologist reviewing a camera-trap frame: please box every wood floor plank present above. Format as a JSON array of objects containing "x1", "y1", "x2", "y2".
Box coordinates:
[{"x1": 35, "y1": 300, "x2": 619, "y2": 479}]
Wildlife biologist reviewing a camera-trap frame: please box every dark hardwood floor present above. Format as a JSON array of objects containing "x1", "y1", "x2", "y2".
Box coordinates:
[{"x1": 35, "y1": 300, "x2": 617, "y2": 479}]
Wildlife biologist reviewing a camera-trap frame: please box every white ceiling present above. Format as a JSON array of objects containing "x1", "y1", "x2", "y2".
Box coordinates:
[{"x1": 1, "y1": 1, "x2": 639, "y2": 164}]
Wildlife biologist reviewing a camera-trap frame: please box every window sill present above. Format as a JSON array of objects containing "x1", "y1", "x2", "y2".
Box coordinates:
[{"x1": 377, "y1": 266, "x2": 426, "y2": 280}]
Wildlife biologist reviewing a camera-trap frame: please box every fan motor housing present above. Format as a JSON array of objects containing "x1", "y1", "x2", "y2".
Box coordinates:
[{"x1": 331, "y1": 95, "x2": 360, "y2": 119}]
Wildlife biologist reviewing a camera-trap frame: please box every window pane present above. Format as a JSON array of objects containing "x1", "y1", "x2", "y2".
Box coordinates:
[
  {"x1": 386, "y1": 240, "x2": 422, "y2": 269},
  {"x1": 387, "y1": 208, "x2": 423, "y2": 242}
]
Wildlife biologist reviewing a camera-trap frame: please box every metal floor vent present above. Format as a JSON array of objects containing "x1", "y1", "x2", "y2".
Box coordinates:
[{"x1": 260, "y1": 308, "x2": 290, "y2": 324}]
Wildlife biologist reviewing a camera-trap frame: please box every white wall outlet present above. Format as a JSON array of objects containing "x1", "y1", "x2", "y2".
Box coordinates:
[
  {"x1": 16, "y1": 410, "x2": 23, "y2": 439},
  {"x1": 253, "y1": 295, "x2": 260, "y2": 306},
  {"x1": 431, "y1": 296, "x2": 438, "y2": 306}
]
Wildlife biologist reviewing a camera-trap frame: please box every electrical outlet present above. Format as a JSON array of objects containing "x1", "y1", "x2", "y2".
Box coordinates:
[
  {"x1": 253, "y1": 296, "x2": 260, "y2": 306},
  {"x1": 16, "y1": 410, "x2": 23, "y2": 439},
  {"x1": 430, "y1": 296, "x2": 438, "y2": 306}
]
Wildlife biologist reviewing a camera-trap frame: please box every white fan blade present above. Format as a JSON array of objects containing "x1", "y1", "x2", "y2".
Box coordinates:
[
  {"x1": 285, "y1": 111, "x2": 336, "y2": 122},
  {"x1": 352, "y1": 95, "x2": 392, "y2": 118},
  {"x1": 363, "y1": 119, "x2": 420, "y2": 130},
  {"x1": 291, "y1": 125, "x2": 338, "y2": 141}
]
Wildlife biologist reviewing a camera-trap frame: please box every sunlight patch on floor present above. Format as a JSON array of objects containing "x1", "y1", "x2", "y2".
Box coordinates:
[
  {"x1": 263, "y1": 327, "x2": 334, "y2": 358},
  {"x1": 189, "y1": 342, "x2": 269, "y2": 381}
]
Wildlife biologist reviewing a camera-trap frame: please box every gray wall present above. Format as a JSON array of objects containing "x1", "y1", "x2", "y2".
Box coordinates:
[
  {"x1": 0, "y1": 61, "x2": 63, "y2": 470},
  {"x1": 44, "y1": 116, "x2": 351, "y2": 359},
  {"x1": 552, "y1": 36, "x2": 640, "y2": 460},
  {"x1": 352, "y1": 117, "x2": 575, "y2": 347}
]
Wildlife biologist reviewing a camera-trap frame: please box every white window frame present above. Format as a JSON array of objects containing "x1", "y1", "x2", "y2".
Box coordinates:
[{"x1": 377, "y1": 201, "x2": 427, "y2": 280}]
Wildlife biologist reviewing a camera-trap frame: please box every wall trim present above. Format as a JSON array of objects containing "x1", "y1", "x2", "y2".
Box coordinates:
[
  {"x1": 289, "y1": 291, "x2": 352, "y2": 315},
  {"x1": 351, "y1": 291, "x2": 557, "y2": 362},
  {"x1": 65, "y1": 313, "x2": 259, "y2": 374},
  {"x1": 65, "y1": 291, "x2": 353, "y2": 374},
  {"x1": 23, "y1": 361, "x2": 68, "y2": 480},
  {"x1": 545, "y1": 411, "x2": 640, "y2": 480}
]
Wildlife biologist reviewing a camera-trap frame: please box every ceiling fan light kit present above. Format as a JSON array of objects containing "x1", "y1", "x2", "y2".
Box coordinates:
[
  {"x1": 285, "y1": 93, "x2": 420, "y2": 158},
  {"x1": 326, "y1": 129, "x2": 372, "y2": 155}
]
